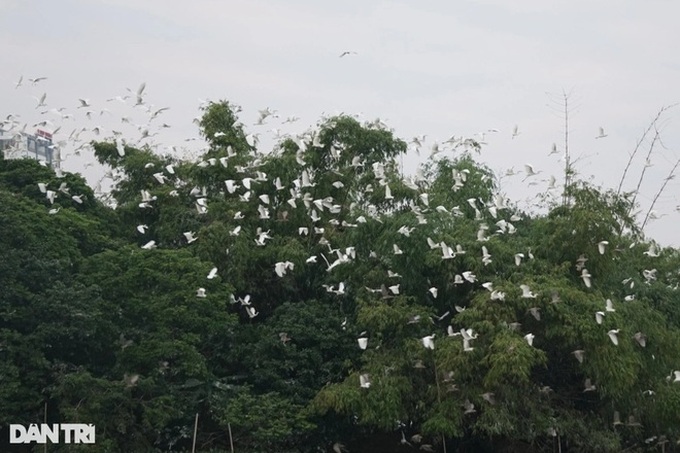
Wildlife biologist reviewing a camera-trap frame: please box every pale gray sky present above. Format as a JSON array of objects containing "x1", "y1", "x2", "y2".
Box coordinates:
[{"x1": 2, "y1": 0, "x2": 680, "y2": 246}]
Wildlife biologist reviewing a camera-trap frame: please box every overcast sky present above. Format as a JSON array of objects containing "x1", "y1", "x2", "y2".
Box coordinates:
[{"x1": 2, "y1": 0, "x2": 680, "y2": 246}]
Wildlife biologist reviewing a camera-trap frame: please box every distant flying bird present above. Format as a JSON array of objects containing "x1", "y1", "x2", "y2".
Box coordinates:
[
  {"x1": 595, "y1": 127, "x2": 608, "y2": 139},
  {"x1": 339, "y1": 51, "x2": 357, "y2": 58},
  {"x1": 580, "y1": 268, "x2": 592, "y2": 288},
  {"x1": 633, "y1": 332, "x2": 647, "y2": 347},
  {"x1": 607, "y1": 329, "x2": 620, "y2": 346},
  {"x1": 605, "y1": 299, "x2": 615, "y2": 312},
  {"x1": 421, "y1": 334, "x2": 435, "y2": 350},
  {"x1": 141, "y1": 240, "x2": 156, "y2": 250},
  {"x1": 522, "y1": 164, "x2": 541, "y2": 181},
  {"x1": 359, "y1": 373, "x2": 371, "y2": 388},
  {"x1": 29, "y1": 76, "x2": 48, "y2": 85},
  {"x1": 598, "y1": 241, "x2": 609, "y2": 255},
  {"x1": 34, "y1": 93, "x2": 47, "y2": 108},
  {"x1": 520, "y1": 284, "x2": 537, "y2": 298},
  {"x1": 572, "y1": 350, "x2": 585, "y2": 364}
]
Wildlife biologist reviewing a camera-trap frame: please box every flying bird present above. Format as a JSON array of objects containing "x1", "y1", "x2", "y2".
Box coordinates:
[
  {"x1": 595, "y1": 127, "x2": 608, "y2": 139},
  {"x1": 607, "y1": 329, "x2": 620, "y2": 346},
  {"x1": 339, "y1": 51, "x2": 358, "y2": 58}
]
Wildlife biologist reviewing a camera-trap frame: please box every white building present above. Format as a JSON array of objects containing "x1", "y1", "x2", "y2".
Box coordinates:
[{"x1": 0, "y1": 128, "x2": 60, "y2": 169}]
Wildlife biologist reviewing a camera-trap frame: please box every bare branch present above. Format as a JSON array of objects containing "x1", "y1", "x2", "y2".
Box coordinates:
[
  {"x1": 641, "y1": 156, "x2": 680, "y2": 230},
  {"x1": 627, "y1": 127, "x2": 660, "y2": 217},
  {"x1": 617, "y1": 103, "x2": 678, "y2": 195}
]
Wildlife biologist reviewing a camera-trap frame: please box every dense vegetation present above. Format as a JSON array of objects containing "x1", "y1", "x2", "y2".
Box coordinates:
[{"x1": 1, "y1": 101, "x2": 679, "y2": 452}]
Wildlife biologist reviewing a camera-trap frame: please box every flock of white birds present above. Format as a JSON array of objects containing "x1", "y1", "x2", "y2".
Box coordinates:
[{"x1": 4, "y1": 75, "x2": 680, "y2": 450}]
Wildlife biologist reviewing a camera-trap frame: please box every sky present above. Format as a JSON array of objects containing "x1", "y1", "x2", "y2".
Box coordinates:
[{"x1": 2, "y1": 0, "x2": 680, "y2": 246}]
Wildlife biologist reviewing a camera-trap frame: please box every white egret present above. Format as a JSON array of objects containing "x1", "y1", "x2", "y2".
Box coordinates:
[
  {"x1": 183, "y1": 231, "x2": 198, "y2": 243},
  {"x1": 359, "y1": 373, "x2": 371, "y2": 388},
  {"x1": 572, "y1": 350, "x2": 585, "y2": 364},
  {"x1": 605, "y1": 299, "x2": 615, "y2": 312},
  {"x1": 580, "y1": 269, "x2": 592, "y2": 288},
  {"x1": 520, "y1": 284, "x2": 537, "y2": 298},
  {"x1": 421, "y1": 334, "x2": 435, "y2": 350},
  {"x1": 608, "y1": 329, "x2": 620, "y2": 346},
  {"x1": 597, "y1": 241, "x2": 609, "y2": 255}
]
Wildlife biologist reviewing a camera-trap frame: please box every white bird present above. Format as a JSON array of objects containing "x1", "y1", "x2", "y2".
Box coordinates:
[
  {"x1": 522, "y1": 164, "x2": 540, "y2": 181},
  {"x1": 196, "y1": 288, "x2": 207, "y2": 298},
  {"x1": 462, "y1": 271, "x2": 476, "y2": 283},
  {"x1": 572, "y1": 350, "x2": 585, "y2": 364},
  {"x1": 225, "y1": 180, "x2": 240, "y2": 194},
  {"x1": 421, "y1": 334, "x2": 435, "y2": 350},
  {"x1": 524, "y1": 333, "x2": 535, "y2": 346},
  {"x1": 583, "y1": 379, "x2": 596, "y2": 392},
  {"x1": 633, "y1": 332, "x2": 647, "y2": 347},
  {"x1": 528, "y1": 307, "x2": 541, "y2": 321},
  {"x1": 245, "y1": 306, "x2": 259, "y2": 318},
  {"x1": 359, "y1": 373, "x2": 371, "y2": 388},
  {"x1": 274, "y1": 261, "x2": 294, "y2": 277},
  {"x1": 333, "y1": 443, "x2": 348, "y2": 453},
  {"x1": 605, "y1": 299, "x2": 615, "y2": 312},
  {"x1": 207, "y1": 267, "x2": 218, "y2": 279},
  {"x1": 440, "y1": 242, "x2": 455, "y2": 260},
  {"x1": 597, "y1": 241, "x2": 609, "y2": 255},
  {"x1": 358, "y1": 337, "x2": 368, "y2": 350},
  {"x1": 183, "y1": 231, "x2": 198, "y2": 243},
  {"x1": 384, "y1": 183, "x2": 393, "y2": 200},
  {"x1": 428, "y1": 287, "x2": 438, "y2": 298},
  {"x1": 514, "y1": 253, "x2": 524, "y2": 266},
  {"x1": 595, "y1": 127, "x2": 608, "y2": 139},
  {"x1": 643, "y1": 243, "x2": 660, "y2": 257},
  {"x1": 393, "y1": 244, "x2": 403, "y2": 255},
  {"x1": 607, "y1": 329, "x2": 620, "y2": 346},
  {"x1": 595, "y1": 311, "x2": 605, "y2": 325},
  {"x1": 136, "y1": 224, "x2": 148, "y2": 234},
  {"x1": 520, "y1": 284, "x2": 537, "y2": 298},
  {"x1": 581, "y1": 269, "x2": 592, "y2": 288},
  {"x1": 34, "y1": 92, "x2": 47, "y2": 108},
  {"x1": 481, "y1": 246, "x2": 492, "y2": 265},
  {"x1": 141, "y1": 240, "x2": 156, "y2": 249}
]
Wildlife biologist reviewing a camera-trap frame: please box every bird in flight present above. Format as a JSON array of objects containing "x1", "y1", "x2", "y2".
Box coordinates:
[
  {"x1": 595, "y1": 127, "x2": 608, "y2": 139},
  {"x1": 339, "y1": 51, "x2": 357, "y2": 58}
]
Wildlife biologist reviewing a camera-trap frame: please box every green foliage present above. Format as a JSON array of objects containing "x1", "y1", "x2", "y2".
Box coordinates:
[{"x1": 2, "y1": 105, "x2": 680, "y2": 452}]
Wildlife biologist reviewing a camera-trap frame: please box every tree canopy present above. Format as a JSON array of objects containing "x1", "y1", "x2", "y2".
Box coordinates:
[{"x1": 1, "y1": 101, "x2": 679, "y2": 452}]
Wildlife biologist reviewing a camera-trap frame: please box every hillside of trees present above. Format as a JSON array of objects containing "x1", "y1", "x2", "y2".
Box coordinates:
[{"x1": 2, "y1": 101, "x2": 680, "y2": 452}]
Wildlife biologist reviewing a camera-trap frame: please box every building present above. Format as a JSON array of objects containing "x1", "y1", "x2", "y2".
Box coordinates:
[{"x1": 0, "y1": 128, "x2": 60, "y2": 169}]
